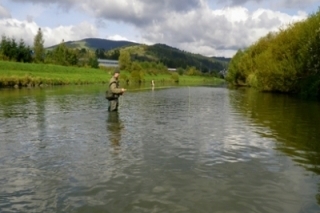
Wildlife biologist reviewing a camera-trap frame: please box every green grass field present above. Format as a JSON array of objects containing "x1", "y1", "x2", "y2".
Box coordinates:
[{"x1": 0, "y1": 60, "x2": 224, "y2": 88}]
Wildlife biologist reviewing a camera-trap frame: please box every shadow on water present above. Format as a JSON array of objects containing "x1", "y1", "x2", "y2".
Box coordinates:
[{"x1": 229, "y1": 87, "x2": 320, "y2": 203}]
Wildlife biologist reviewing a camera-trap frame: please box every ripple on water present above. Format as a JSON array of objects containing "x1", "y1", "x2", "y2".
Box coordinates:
[{"x1": 1, "y1": 86, "x2": 320, "y2": 212}]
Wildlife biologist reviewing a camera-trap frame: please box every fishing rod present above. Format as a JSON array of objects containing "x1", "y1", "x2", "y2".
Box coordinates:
[
  {"x1": 124, "y1": 85, "x2": 176, "y2": 92},
  {"x1": 118, "y1": 86, "x2": 176, "y2": 108}
]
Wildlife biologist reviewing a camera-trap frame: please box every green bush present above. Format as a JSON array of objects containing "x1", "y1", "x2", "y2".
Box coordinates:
[
  {"x1": 171, "y1": 72, "x2": 179, "y2": 82},
  {"x1": 226, "y1": 8, "x2": 320, "y2": 98}
]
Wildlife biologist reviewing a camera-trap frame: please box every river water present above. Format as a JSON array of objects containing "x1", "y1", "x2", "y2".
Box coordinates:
[{"x1": 0, "y1": 85, "x2": 320, "y2": 213}]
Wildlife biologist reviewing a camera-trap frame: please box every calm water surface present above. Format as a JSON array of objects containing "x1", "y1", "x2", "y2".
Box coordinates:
[{"x1": 0, "y1": 85, "x2": 320, "y2": 213}]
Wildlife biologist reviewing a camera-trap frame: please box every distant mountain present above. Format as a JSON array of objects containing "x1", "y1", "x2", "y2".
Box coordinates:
[
  {"x1": 46, "y1": 38, "x2": 137, "y2": 51},
  {"x1": 47, "y1": 38, "x2": 231, "y2": 73}
]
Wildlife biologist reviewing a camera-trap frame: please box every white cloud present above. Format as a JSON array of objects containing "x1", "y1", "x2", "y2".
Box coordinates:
[
  {"x1": 106, "y1": 34, "x2": 134, "y2": 42},
  {"x1": 1, "y1": 0, "x2": 313, "y2": 57},
  {"x1": 0, "y1": 18, "x2": 99, "y2": 47},
  {"x1": 0, "y1": 19, "x2": 36, "y2": 43},
  {"x1": 212, "y1": 7, "x2": 249, "y2": 23},
  {"x1": 43, "y1": 22, "x2": 99, "y2": 47},
  {"x1": 138, "y1": 5, "x2": 308, "y2": 57}
]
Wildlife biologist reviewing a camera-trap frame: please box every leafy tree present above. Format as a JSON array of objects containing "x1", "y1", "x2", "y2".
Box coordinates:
[
  {"x1": 171, "y1": 72, "x2": 179, "y2": 82},
  {"x1": 107, "y1": 49, "x2": 120, "y2": 60},
  {"x1": 45, "y1": 40, "x2": 78, "y2": 66},
  {"x1": 95, "y1": 48, "x2": 106, "y2": 59},
  {"x1": 226, "y1": 49, "x2": 244, "y2": 84},
  {"x1": 119, "y1": 49, "x2": 131, "y2": 70},
  {"x1": 80, "y1": 48, "x2": 87, "y2": 54},
  {"x1": 88, "y1": 56, "x2": 99, "y2": 68},
  {"x1": 0, "y1": 36, "x2": 32, "y2": 62},
  {"x1": 155, "y1": 62, "x2": 168, "y2": 73},
  {"x1": 130, "y1": 61, "x2": 144, "y2": 83},
  {"x1": 0, "y1": 36, "x2": 9, "y2": 60},
  {"x1": 9, "y1": 38, "x2": 18, "y2": 60},
  {"x1": 17, "y1": 39, "x2": 32, "y2": 62},
  {"x1": 177, "y1": 67, "x2": 184, "y2": 75},
  {"x1": 300, "y1": 27, "x2": 320, "y2": 98},
  {"x1": 0, "y1": 36, "x2": 17, "y2": 60},
  {"x1": 185, "y1": 66, "x2": 200, "y2": 76},
  {"x1": 226, "y1": 8, "x2": 320, "y2": 98},
  {"x1": 33, "y1": 28, "x2": 45, "y2": 63}
]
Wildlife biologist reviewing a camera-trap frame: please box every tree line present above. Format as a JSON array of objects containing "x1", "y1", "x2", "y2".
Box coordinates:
[
  {"x1": 0, "y1": 37, "x2": 32, "y2": 62},
  {"x1": 226, "y1": 8, "x2": 320, "y2": 99},
  {"x1": 0, "y1": 28, "x2": 99, "y2": 68},
  {"x1": 0, "y1": 28, "x2": 222, "y2": 84}
]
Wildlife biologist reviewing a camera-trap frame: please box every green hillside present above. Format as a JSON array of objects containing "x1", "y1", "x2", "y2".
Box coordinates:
[
  {"x1": 106, "y1": 43, "x2": 230, "y2": 73},
  {"x1": 46, "y1": 38, "x2": 137, "y2": 51},
  {"x1": 46, "y1": 38, "x2": 230, "y2": 74}
]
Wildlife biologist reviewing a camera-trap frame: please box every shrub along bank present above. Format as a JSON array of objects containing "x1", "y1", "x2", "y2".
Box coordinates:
[{"x1": 226, "y1": 9, "x2": 320, "y2": 99}]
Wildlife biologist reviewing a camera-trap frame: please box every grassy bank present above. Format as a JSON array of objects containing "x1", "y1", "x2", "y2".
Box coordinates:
[{"x1": 0, "y1": 60, "x2": 224, "y2": 88}]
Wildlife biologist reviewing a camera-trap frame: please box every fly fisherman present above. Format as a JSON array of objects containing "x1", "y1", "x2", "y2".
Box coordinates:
[{"x1": 106, "y1": 68, "x2": 126, "y2": 112}]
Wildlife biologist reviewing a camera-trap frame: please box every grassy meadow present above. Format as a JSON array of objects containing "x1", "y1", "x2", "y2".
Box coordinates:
[{"x1": 0, "y1": 60, "x2": 224, "y2": 88}]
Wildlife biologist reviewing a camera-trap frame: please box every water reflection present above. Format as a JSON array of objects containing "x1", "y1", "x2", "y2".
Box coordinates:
[
  {"x1": 229, "y1": 88, "x2": 320, "y2": 173},
  {"x1": 229, "y1": 88, "x2": 320, "y2": 205},
  {"x1": 1, "y1": 85, "x2": 320, "y2": 212},
  {"x1": 106, "y1": 112, "x2": 124, "y2": 153}
]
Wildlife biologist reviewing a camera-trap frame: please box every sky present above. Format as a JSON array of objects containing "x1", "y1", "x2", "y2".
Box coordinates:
[{"x1": 0, "y1": 0, "x2": 319, "y2": 58}]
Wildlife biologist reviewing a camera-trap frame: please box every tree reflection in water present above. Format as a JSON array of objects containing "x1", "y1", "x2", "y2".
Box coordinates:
[{"x1": 229, "y1": 88, "x2": 320, "y2": 205}]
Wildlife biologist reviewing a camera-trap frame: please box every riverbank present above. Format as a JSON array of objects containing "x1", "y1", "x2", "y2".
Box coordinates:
[{"x1": 0, "y1": 61, "x2": 224, "y2": 88}]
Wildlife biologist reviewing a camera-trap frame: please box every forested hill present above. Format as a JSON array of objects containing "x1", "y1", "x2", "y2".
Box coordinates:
[
  {"x1": 47, "y1": 38, "x2": 230, "y2": 73},
  {"x1": 144, "y1": 43, "x2": 228, "y2": 72},
  {"x1": 47, "y1": 38, "x2": 137, "y2": 51},
  {"x1": 106, "y1": 43, "x2": 230, "y2": 73}
]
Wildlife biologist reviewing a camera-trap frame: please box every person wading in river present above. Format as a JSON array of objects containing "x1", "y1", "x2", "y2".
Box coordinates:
[{"x1": 106, "y1": 68, "x2": 126, "y2": 112}]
